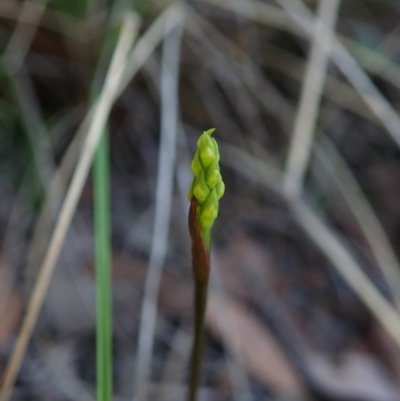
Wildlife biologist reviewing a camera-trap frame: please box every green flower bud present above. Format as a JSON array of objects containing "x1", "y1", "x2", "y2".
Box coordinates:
[
  {"x1": 205, "y1": 162, "x2": 220, "y2": 187},
  {"x1": 215, "y1": 180, "x2": 225, "y2": 200},
  {"x1": 211, "y1": 138, "x2": 220, "y2": 162},
  {"x1": 199, "y1": 188, "x2": 218, "y2": 228},
  {"x1": 199, "y1": 141, "x2": 214, "y2": 168},
  {"x1": 191, "y1": 151, "x2": 202, "y2": 177},
  {"x1": 193, "y1": 171, "x2": 210, "y2": 202},
  {"x1": 188, "y1": 128, "x2": 224, "y2": 234}
]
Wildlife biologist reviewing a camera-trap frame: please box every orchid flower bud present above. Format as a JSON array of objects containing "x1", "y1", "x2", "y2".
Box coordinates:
[{"x1": 188, "y1": 129, "x2": 224, "y2": 233}]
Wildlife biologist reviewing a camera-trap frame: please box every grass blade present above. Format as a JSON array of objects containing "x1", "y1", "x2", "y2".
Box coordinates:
[
  {"x1": 94, "y1": 128, "x2": 112, "y2": 401},
  {"x1": 0, "y1": 16, "x2": 136, "y2": 401}
]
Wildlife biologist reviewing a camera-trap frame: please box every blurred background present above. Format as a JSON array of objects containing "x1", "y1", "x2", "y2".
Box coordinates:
[{"x1": 2, "y1": 0, "x2": 400, "y2": 400}]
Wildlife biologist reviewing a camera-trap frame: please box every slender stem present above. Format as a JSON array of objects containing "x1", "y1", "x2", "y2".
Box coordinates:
[
  {"x1": 187, "y1": 283, "x2": 208, "y2": 401},
  {"x1": 200, "y1": 228, "x2": 211, "y2": 251},
  {"x1": 187, "y1": 198, "x2": 211, "y2": 401},
  {"x1": 94, "y1": 128, "x2": 112, "y2": 401}
]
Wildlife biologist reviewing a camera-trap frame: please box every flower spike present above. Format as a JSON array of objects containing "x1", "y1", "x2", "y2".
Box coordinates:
[{"x1": 188, "y1": 129, "x2": 225, "y2": 240}]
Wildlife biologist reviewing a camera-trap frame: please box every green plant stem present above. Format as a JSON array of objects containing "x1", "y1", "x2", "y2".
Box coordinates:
[
  {"x1": 200, "y1": 228, "x2": 211, "y2": 251},
  {"x1": 187, "y1": 283, "x2": 208, "y2": 401},
  {"x1": 187, "y1": 198, "x2": 212, "y2": 401},
  {"x1": 94, "y1": 128, "x2": 112, "y2": 401}
]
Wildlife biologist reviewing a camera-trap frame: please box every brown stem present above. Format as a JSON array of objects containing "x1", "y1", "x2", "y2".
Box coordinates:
[
  {"x1": 187, "y1": 283, "x2": 208, "y2": 401},
  {"x1": 187, "y1": 198, "x2": 210, "y2": 401}
]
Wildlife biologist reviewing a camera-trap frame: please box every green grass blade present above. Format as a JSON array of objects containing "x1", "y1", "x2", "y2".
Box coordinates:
[{"x1": 94, "y1": 128, "x2": 112, "y2": 401}]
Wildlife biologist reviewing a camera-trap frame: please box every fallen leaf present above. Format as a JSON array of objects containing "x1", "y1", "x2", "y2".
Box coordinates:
[{"x1": 207, "y1": 294, "x2": 304, "y2": 396}]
